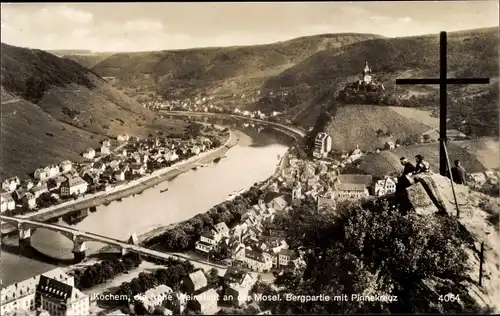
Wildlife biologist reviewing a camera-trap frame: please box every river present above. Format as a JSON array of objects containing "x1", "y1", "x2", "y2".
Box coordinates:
[{"x1": 1, "y1": 119, "x2": 292, "y2": 286}]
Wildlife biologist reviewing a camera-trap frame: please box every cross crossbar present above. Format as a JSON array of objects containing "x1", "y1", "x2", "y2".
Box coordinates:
[{"x1": 395, "y1": 31, "x2": 491, "y2": 177}]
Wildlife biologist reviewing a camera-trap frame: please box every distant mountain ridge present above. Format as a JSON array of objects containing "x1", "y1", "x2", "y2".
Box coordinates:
[
  {"x1": 47, "y1": 49, "x2": 93, "y2": 56},
  {"x1": 66, "y1": 33, "x2": 384, "y2": 101}
]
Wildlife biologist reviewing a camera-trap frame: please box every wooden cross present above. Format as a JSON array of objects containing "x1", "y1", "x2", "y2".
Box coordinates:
[{"x1": 396, "y1": 31, "x2": 490, "y2": 176}]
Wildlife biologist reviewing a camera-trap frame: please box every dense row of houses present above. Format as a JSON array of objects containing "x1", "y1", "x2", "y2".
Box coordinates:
[
  {"x1": 0, "y1": 133, "x2": 219, "y2": 214},
  {"x1": 142, "y1": 92, "x2": 284, "y2": 121},
  {"x1": 195, "y1": 195, "x2": 305, "y2": 274},
  {"x1": 273, "y1": 155, "x2": 400, "y2": 213},
  {"x1": 127, "y1": 264, "x2": 270, "y2": 315}
]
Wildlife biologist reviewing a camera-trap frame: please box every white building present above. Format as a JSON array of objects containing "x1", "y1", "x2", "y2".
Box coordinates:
[
  {"x1": 243, "y1": 250, "x2": 273, "y2": 272},
  {"x1": 1, "y1": 177, "x2": 20, "y2": 192},
  {"x1": 82, "y1": 148, "x2": 96, "y2": 160},
  {"x1": 0, "y1": 268, "x2": 86, "y2": 316},
  {"x1": 134, "y1": 284, "x2": 173, "y2": 313},
  {"x1": 46, "y1": 165, "x2": 60, "y2": 178},
  {"x1": 164, "y1": 151, "x2": 179, "y2": 162},
  {"x1": 101, "y1": 144, "x2": 111, "y2": 155},
  {"x1": 374, "y1": 177, "x2": 397, "y2": 196},
  {"x1": 214, "y1": 222, "x2": 230, "y2": 238},
  {"x1": 34, "y1": 168, "x2": 49, "y2": 180},
  {"x1": 313, "y1": 132, "x2": 332, "y2": 158},
  {"x1": 38, "y1": 276, "x2": 90, "y2": 316},
  {"x1": 195, "y1": 231, "x2": 220, "y2": 254},
  {"x1": 59, "y1": 160, "x2": 73, "y2": 173},
  {"x1": 1, "y1": 192, "x2": 16, "y2": 212},
  {"x1": 117, "y1": 134, "x2": 130, "y2": 142},
  {"x1": 191, "y1": 145, "x2": 201, "y2": 155},
  {"x1": 60, "y1": 175, "x2": 88, "y2": 197},
  {"x1": 333, "y1": 183, "x2": 369, "y2": 201}
]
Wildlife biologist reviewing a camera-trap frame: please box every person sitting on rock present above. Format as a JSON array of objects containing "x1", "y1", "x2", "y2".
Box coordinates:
[
  {"x1": 414, "y1": 154, "x2": 431, "y2": 174},
  {"x1": 396, "y1": 157, "x2": 416, "y2": 196},
  {"x1": 400, "y1": 157, "x2": 416, "y2": 176}
]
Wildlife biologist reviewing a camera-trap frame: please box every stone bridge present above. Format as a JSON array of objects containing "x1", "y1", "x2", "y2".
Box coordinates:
[
  {"x1": 0, "y1": 215, "x2": 227, "y2": 270},
  {"x1": 0, "y1": 215, "x2": 139, "y2": 262}
]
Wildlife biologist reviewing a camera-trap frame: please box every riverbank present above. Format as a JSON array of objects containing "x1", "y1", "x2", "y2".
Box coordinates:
[
  {"x1": 81, "y1": 132, "x2": 288, "y2": 260},
  {"x1": 93, "y1": 133, "x2": 291, "y2": 245},
  {"x1": 0, "y1": 131, "x2": 234, "y2": 228},
  {"x1": 1, "y1": 125, "x2": 291, "y2": 286}
]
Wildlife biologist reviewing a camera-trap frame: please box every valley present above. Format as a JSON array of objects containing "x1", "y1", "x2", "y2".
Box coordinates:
[{"x1": 0, "y1": 5, "x2": 498, "y2": 314}]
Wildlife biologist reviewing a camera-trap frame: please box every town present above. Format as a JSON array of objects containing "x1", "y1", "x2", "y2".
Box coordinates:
[
  {"x1": 142, "y1": 93, "x2": 284, "y2": 121},
  {"x1": 1, "y1": 2, "x2": 499, "y2": 316},
  {"x1": 3, "y1": 121, "x2": 497, "y2": 315},
  {"x1": 0, "y1": 124, "x2": 228, "y2": 216}
]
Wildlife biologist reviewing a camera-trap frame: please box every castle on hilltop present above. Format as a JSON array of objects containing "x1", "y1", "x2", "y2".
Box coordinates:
[{"x1": 360, "y1": 61, "x2": 373, "y2": 85}]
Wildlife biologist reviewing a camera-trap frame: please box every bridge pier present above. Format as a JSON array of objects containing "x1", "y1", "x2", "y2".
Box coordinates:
[
  {"x1": 128, "y1": 233, "x2": 139, "y2": 245},
  {"x1": 73, "y1": 238, "x2": 87, "y2": 263},
  {"x1": 18, "y1": 225, "x2": 31, "y2": 250}
]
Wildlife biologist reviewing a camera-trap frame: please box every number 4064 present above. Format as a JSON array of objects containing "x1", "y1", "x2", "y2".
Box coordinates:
[{"x1": 439, "y1": 293, "x2": 460, "y2": 302}]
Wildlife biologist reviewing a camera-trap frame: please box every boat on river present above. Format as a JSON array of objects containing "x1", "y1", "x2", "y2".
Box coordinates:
[
  {"x1": 226, "y1": 188, "x2": 246, "y2": 201},
  {"x1": 160, "y1": 188, "x2": 169, "y2": 193}
]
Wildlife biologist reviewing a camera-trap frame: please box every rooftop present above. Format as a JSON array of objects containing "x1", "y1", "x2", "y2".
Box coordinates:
[
  {"x1": 224, "y1": 267, "x2": 251, "y2": 285},
  {"x1": 335, "y1": 183, "x2": 367, "y2": 192},
  {"x1": 338, "y1": 174, "x2": 373, "y2": 186},
  {"x1": 134, "y1": 284, "x2": 173, "y2": 304},
  {"x1": 245, "y1": 250, "x2": 266, "y2": 263},
  {"x1": 187, "y1": 270, "x2": 208, "y2": 292}
]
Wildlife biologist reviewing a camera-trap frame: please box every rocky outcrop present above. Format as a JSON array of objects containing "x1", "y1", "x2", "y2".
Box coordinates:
[
  {"x1": 405, "y1": 173, "x2": 500, "y2": 312},
  {"x1": 406, "y1": 173, "x2": 470, "y2": 216}
]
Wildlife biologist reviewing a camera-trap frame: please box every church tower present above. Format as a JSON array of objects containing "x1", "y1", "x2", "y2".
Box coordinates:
[
  {"x1": 292, "y1": 182, "x2": 302, "y2": 207},
  {"x1": 362, "y1": 61, "x2": 372, "y2": 84},
  {"x1": 292, "y1": 171, "x2": 302, "y2": 207}
]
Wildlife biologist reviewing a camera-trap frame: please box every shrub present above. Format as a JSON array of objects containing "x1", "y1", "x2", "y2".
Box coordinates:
[
  {"x1": 261, "y1": 198, "x2": 475, "y2": 314},
  {"x1": 73, "y1": 252, "x2": 142, "y2": 289}
]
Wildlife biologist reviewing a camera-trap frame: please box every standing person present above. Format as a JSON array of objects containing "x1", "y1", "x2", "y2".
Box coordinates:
[
  {"x1": 414, "y1": 155, "x2": 430, "y2": 174},
  {"x1": 451, "y1": 159, "x2": 466, "y2": 184}
]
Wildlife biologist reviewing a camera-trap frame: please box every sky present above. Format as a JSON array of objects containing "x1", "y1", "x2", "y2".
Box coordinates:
[{"x1": 1, "y1": 1, "x2": 499, "y2": 52}]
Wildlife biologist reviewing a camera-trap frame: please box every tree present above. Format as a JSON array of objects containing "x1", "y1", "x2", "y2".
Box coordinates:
[
  {"x1": 206, "y1": 268, "x2": 220, "y2": 286},
  {"x1": 134, "y1": 301, "x2": 149, "y2": 315},
  {"x1": 185, "y1": 298, "x2": 201, "y2": 314},
  {"x1": 272, "y1": 198, "x2": 473, "y2": 314}
]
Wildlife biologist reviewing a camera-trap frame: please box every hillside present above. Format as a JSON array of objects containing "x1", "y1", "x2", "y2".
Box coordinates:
[
  {"x1": 264, "y1": 27, "x2": 499, "y2": 135},
  {"x1": 81, "y1": 33, "x2": 383, "y2": 101},
  {"x1": 0, "y1": 92, "x2": 100, "y2": 179},
  {"x1": 323, "y1": 104, "x2": 434, "y2": 151},
  {"x1": 1, "y1": 43, "x2": 186, "y2": 136},
  {"x1": 63, "y1": 53, "x2": 115, "y2": 69},
  {"x1": 0, "y1": 43, "x2": 186, "y2": 178},
  {"x1": 357, "y1": 142, "x2": 493, "y2": 177},
  {"x1": 454, "y1": 138, "x2": 500, "y2": 170}
]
